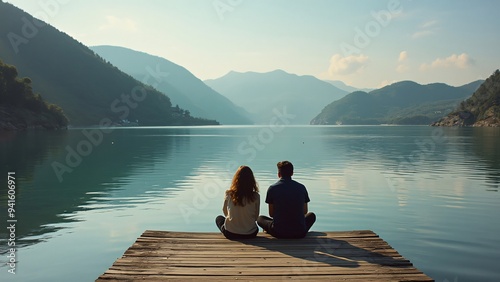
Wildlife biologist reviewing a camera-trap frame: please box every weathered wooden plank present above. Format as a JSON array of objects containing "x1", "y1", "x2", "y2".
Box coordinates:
[
  {"x1": 142, "y1": 230, "x2": 376, "y2": 235},
  {"x1": 98, "y1": 273, "x2": 433, "y2": 281},
  {"x1": 126, "y1": 244, "x2": 396, "y2": 254},
  {"x1": 104, "y1": 266, "x2": 426, "y2": 276},
  {"x1": 97, "y1": 230, "x2": 434, "y2": 282},
  {"x1": 132, "y1": 239, "x2": 392, "y2": 248},
  {"x1": 133, "y1": 238, "x2": 384, "y2": 245},
  {"x1": 129, "y1": 239, "x2": 394, "y2": 247},
  {"x1": 122, "y1": 249, "x2": 403, "y2": 257},
  {"x1": 109, "y1": 264, "x2": 421, "y2": 276},
  {"x1": 114, "y1": 257, "x2": 412, "y2": 266},
  {"x1": 141, "y1": 230, "x2": 379, "y2": 239},
  {"x1": 110, "y1": 258, "x2": 413, "y2": 267}
]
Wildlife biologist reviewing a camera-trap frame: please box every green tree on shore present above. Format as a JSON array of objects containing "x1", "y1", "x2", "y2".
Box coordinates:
[{"x1": 0, "y1": 60, "x2": 68, "y2": 129}]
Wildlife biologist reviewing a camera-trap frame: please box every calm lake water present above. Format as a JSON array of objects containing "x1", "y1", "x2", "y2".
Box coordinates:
[{"x1": 0, "y1": 125, "x2": 499, "y2": 281}]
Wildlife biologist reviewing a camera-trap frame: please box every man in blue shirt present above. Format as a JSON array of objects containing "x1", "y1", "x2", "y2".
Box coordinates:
[{"x1": 257, "y1": 161, "x2": 316, "y2": 238}]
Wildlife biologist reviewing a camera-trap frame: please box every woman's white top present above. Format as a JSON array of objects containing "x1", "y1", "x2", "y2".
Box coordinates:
[{"x1": 223, "y1": 191, "x2": 260, "y2": 234}]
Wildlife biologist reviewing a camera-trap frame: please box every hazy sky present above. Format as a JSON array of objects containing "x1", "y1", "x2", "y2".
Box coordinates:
[{"x1": 6, "y1": 0, "x2": 500, "y2": 88}]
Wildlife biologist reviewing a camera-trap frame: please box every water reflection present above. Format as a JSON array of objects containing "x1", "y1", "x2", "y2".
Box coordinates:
[
  {"x1": 0, "y1": 128, "x2": 182, "y2": 246},
  {"x1": 0, "y1": 130, "x2": 71, "y2": 247},
  {"x1": 0, "y1": 127, "x2": 256, "y2": 248},
  {"x1": 470, "y1": 128, "x2": 500, "y2": 191},
  {"x1": 316, "y1": 126, "x2": 500, "y2": 192}
]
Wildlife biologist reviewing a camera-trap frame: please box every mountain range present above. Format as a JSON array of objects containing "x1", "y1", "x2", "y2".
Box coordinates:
[
  {"x1": 0, "y1": 2, "x2": 492, "y2": 128},
  {"x1": 311, "y1": 80, "x2": 484, "y2": 125},
  {"x1": 0, "y1": 2, "x2": 216, "y2": 126},
  {"x1": 90, "y1": 45, "x2": 252, "y2": 125},
  {"x1": 205, "y1": 70, "x2": 348, "y2": 124},
  {"x1": 324, "y1": 80, "x2": 374, "y2": 93}
]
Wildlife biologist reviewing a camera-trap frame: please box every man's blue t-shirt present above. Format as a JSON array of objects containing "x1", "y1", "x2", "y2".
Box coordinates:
[{"x1": 265, "y1": 177, "x2": 310, "y2": 238}]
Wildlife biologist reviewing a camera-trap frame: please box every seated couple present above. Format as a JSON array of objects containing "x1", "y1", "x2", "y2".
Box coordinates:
[{"x1": 215, "y1": 161, "x2": 316, "y2": 239}]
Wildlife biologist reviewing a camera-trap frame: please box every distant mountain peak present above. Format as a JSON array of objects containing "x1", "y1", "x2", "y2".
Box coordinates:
[
  {"x1": 205, "y1": 70, "x2": 348, "y2": 124},
  {"x1": 324, "y1": 80, "x2": 374, "y2": 93},
  {"x1": 91, "y1": 45, "x2": 253, "y2": 125},
  {"x1": 227, "y1": 70, "x2": 239, "y2": 74},
  {"x1": 268, "y1": 69, "x2": 289, "y2": 74},
  {"x1": 224, "y1": 69, "x2": 290, "y2": 76},
  {"x1": 390, "y1": 80, "x2": 420, "y2": 87}
]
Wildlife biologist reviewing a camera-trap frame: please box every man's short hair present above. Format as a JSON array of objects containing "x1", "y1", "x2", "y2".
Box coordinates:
[{"x1": 277, "y1": 161, "x2": 293, "y2": 177}]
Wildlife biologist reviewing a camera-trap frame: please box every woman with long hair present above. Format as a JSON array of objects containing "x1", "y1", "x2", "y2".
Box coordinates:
[{"x1": 215, "y1": 166, "x2": 260, "y2": 239}]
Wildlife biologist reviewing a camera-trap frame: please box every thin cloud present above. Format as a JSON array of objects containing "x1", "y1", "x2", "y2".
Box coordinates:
[
  {"x1": 328, "y1": 54, "x2": 369, "y2": 76},
  {"x1": 420, "y1": 20, "x2": 438, "y2": 29},
  {"x1": 420, "y1": 53, "x2": 474, "y2": 71},
  {"x1": 412, "y1": 19, "x2": 438, "y2": 39},
  {"x1": 397, "y1": 51, "x2": 409, "y2": 73},
  {"x1": 398, "y1": 51, "x2": 408, "y2": 63},
  {"x1": 412, "y1": 30, "x2": 435, "y2": 39},
  {"x1": 396, "y1": 64, "x2": 409, "y2": 73}
]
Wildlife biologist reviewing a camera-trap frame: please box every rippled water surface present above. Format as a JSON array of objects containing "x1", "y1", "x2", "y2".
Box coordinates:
[{"x1": 0, "y1": 126, "x2": 499, "y2": 281}]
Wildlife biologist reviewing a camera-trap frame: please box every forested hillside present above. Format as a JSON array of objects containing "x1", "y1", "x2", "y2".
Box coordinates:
[
  {"x1": 0, "y1": 60, "x2": 67, "y2": 130},
  {"x1": 311, "y1": 80, "x2": 483, "y2": 125},
  {"x1": 0, "y1": 2, "x2": 217, "y2": 126},
  {"x1": 432, "y1": 70, "x2": 500, "y2": 127}
]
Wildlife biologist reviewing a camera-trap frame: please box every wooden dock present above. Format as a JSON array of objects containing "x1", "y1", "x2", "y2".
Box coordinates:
[{"x1": 97, "y1": 230, "x2": 433, "y2": 281}]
